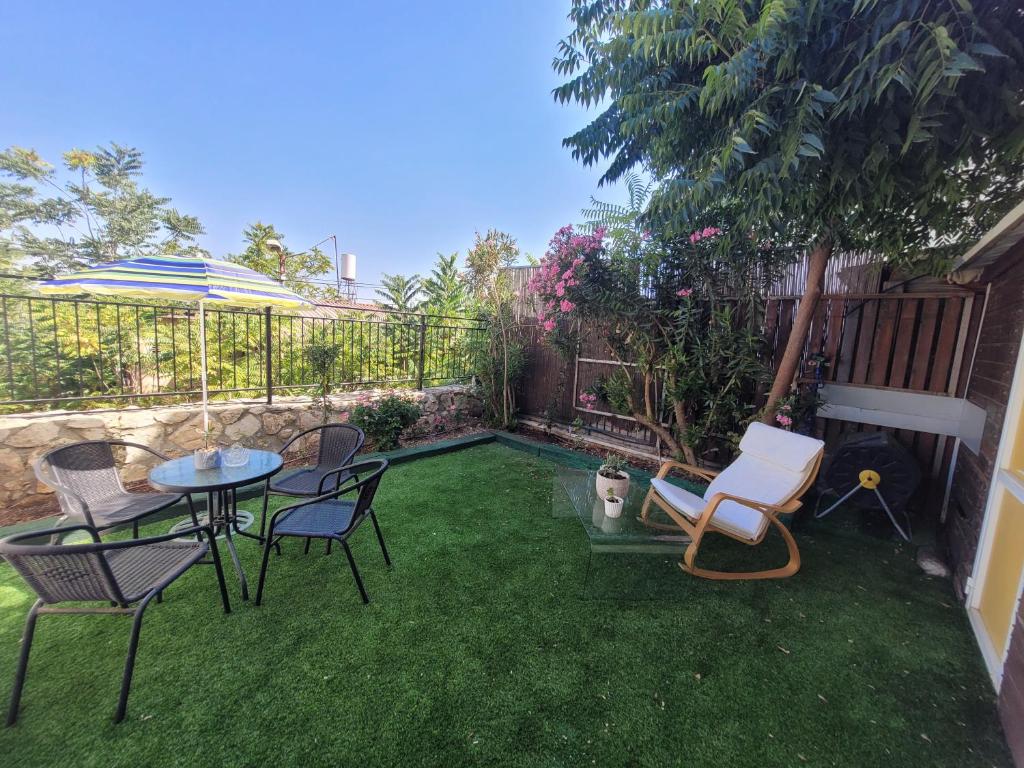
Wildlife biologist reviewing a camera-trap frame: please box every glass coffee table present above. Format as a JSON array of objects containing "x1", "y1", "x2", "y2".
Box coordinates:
[{"x1": 553, "y1": 466, "x2": 692, "y2": 597}]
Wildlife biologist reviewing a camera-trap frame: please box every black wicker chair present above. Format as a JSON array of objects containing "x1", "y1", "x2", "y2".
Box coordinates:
[
  {"x1": 1, "y1": 523, "x2": 230, "y2": 725},
  {"x1": 258, "y1": 424, "x2": 365, "y2": 549},
  {"x1": 256, "y1": 459, "x2": 390, "y2": 606},
  {"x1": 34, "y1": 440, "x2": 199, "y2": 538}
]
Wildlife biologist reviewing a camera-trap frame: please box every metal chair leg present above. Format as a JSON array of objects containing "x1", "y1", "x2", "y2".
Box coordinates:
[
  {"x1": 369, "y1": 511, "x2": 391, "y2": 566},
  {"x1": 303, "y1": 537, "x2": 312, "y2": 555},
  {"x1": 132, "y1": 520, "x2": 139, "y2": 539},
  {"x1": 341, "y1": 540, "x2": 369, "y2": 604},
  {"x1": 115, "y1": 593, "x2": 156, "y2": 723},
  {"x1": 6, "y1": 599, "x2": 42, "y2": 727}
]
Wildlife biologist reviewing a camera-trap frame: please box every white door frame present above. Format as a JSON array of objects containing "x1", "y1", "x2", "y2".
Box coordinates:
[{"x1": 967, "y1": 326, "x2": 1024, "y2": 689}]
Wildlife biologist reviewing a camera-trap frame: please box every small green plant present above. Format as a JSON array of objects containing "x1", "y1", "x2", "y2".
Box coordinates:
[
  {"x1": 306, "y1": 340, "x2": 343, "y2": 423},
  {"x1": 349, "y1": 392, "x2": 422, "y2": 451},
  {"x1": 598, "y1": 453, "x2": 627, "y2": 479},
  {"x1": 605, "y1": 485, "x2": 618, "y2": 501}
]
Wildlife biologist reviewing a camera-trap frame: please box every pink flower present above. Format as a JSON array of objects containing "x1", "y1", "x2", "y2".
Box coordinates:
[
  {"x1": 542, "y1": 319, "x2": 555, "y2": 332},
  {"x1": 559, "y1": 299, "x2": 575, "y2": 313},
  {"x1": 776, "y1": 414, "x2": 793, "y2": 427},
  {"x1": 555, "y1": 281, "x2": 565, "y2": 297},
  {"x1": 676, "y1": 288, "x2": 693, "y2": 298},
  {"x1": 339, "y1": 411, "x2": 350, "y2": 422}
]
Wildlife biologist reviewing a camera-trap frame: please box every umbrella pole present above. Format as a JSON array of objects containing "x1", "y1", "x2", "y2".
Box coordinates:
[{"x1": 198, "y1": 301, "x2": 210, "y2": 434}]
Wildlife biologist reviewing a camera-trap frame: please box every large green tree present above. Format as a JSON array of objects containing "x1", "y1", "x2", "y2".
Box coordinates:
[
  {"x1": 555, "y1": 0, "x2": 1024, "y2": 418},
  {"x1": 375, "y1": 273, "x2": 423, "y2": 313},
  {"x1": 227, "y1": 222, "x2": 333, "y2": 298},
  {"x1": 422, "y1": 252, "x2": 470, "y2": 317},
  {"x1": 0, "y1": 143, "x2": 206, "y2": 275}
]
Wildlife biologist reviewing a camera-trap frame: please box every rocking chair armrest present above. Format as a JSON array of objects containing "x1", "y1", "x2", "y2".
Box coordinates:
[{"x1": 655, "y1": 460, "x2": 718, "y2": 482}]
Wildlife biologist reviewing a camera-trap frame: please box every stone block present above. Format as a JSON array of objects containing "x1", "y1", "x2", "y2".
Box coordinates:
[
  {"x1": 7, "y1": 421, "x2": 60, "y2": 448},
  {"x1": 153, "y1": 410, "x2": 190, "y2": 425},
  {"x1": 224, "y1": 414, "x2": 261, "y2": 441}
]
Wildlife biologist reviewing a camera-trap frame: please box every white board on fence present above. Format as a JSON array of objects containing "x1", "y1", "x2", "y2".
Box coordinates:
[{"x1": 816, "y1": 383, "x2": 987, "y2": 454}]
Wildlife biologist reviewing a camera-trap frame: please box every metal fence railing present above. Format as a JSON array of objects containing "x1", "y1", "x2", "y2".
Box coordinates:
[{"x1": 0, "y1": 294, "x2": 485, "y2": 412}]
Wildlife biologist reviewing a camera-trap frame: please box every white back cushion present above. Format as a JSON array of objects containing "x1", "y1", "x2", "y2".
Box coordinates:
[
  {"x1": 701, "y1": 425, "x2": 823, "y2": 540},
  {"x1": 739, "y1": 422, "x2": 824, "y2": 474}
]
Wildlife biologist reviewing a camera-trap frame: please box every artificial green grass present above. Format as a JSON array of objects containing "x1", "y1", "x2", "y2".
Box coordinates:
[{"x1": 0, "y1": 443, "x2": 1011, "y2": 767}]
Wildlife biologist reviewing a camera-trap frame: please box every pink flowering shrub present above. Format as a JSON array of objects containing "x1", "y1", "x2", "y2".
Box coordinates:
[
  {"x1": 578, "y1": 391, "x2": 598, "y2": 410},
  {"x1": 689, "y1": 226, "x2": 722, "y2": 244},
  {"x1": 529, "y1": 225, "x2": 605, "y2": 342}
]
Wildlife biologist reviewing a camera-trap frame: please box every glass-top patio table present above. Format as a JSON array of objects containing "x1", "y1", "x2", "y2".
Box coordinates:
[{"x1": 553, "y1": 465, "x2": 691, "y2": 596}]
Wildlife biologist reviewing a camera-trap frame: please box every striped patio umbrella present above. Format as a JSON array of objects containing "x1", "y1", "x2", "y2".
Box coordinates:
[{"x1": 38, "y1": 254, "x2": 312, "y2": 433}]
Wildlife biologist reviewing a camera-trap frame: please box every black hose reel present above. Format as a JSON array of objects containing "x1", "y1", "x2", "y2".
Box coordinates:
[{"x1": 815, "y1": 432, "x2": 921, "y2": 541}]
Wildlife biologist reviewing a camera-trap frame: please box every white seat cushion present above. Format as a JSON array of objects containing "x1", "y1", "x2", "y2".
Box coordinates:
[
  {"x1": 701, "y1": 456, "x2": 808, "y2": 540},
  {"x1": 650, "y1": 479, "x2": 705, "y2": 519}
]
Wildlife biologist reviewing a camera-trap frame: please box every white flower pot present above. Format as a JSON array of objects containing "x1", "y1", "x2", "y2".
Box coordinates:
[
  {"x1": 193, "y1": 448, "x2": 221, "y2": 470},
  {"x1": 603, "y1": 495, "x2": 624, "y2": 519},
  {"x1": 596, "y1": 469, "x2": 630, "y2": 501}
]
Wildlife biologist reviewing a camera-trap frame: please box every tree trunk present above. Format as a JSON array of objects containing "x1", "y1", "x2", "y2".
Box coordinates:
[
  {"x1": 671, "y1": 399, "x2": 698, "y2": 465},
  {"x1": 762, "y1": 238, "x2": 833, "y2": 423}
]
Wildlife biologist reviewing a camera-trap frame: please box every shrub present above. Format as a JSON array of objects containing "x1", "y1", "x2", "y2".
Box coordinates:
[{"x1": 350, "y1": 392, "x2": 422, "y2": 451}]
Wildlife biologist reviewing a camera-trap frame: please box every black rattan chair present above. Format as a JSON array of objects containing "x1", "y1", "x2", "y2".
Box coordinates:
[
  {"x1": 34, "y1": 440, "x2": 199, "y2": 538},
  {"x1": 1, "y1": 523, "x2": 230, "y2": 725},
  {"x1": 256, "y1": 459, "x2": 390, "y2": 606},
  {"x1": 258, "y1": 424, "x2": 365, "y2": 548}
]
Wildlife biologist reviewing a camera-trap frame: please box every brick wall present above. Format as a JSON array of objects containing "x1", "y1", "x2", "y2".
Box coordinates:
[
  {"x1": 946, "y1": 242, "x2": 1024, "y2": 593},
  {"x1": 943, "y1": 240, "x2": 1024, "y2": 767}
]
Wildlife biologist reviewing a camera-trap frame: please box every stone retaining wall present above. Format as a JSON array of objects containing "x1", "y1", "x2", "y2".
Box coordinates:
[{"x1": 0, "y1": 385, "x2": 480, "y2": 518}]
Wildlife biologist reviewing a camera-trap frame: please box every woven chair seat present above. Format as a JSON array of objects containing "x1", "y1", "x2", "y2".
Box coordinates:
[
  {"x1": 85, "y1": 492, "x2": 183, "y2": 527},
  {"x1": 106, "y1": 540, "x2": 208, "y2": 602},
  {"x1": 270, "y1": 468, "x2": 353, "y2": 497},
  {"x1": 274, "y1": 500, "x2": 357, "y2": 537}
]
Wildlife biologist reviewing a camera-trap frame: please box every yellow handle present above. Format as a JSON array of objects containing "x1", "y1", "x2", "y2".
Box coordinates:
[{"x1": 858, "y1": 469, "x2": 881, "y2": 489}]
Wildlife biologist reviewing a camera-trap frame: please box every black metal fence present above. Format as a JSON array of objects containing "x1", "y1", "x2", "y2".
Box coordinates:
[{"x1": 0, "y1": 294, "x2": 485, "y2": 411}]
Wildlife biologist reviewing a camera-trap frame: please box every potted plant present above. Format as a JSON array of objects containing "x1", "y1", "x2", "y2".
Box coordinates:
[
  {"x1": 193, "y1": 426, "x2": 220, "y2": 469},
  {"x1": 603, "y1": 485, "x2": 623, "y2": 519},
  {"x1": 596, "y1": 453, "x2": 630, "y2": 499}
]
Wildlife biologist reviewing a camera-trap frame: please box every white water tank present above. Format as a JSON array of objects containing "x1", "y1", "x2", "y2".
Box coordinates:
[{"x1": 340, "y1": 252, "x2": 357, "y2": 282}]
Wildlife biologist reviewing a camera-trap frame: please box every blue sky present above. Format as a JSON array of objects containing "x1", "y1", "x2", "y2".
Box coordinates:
[{"x1": 0, "y1": 1, "x2": 624, "y2": 298}]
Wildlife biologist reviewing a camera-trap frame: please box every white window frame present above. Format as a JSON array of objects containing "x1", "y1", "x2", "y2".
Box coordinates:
[{"x1": 967, "y1": 326, "x2": 1024, "y2": 689}]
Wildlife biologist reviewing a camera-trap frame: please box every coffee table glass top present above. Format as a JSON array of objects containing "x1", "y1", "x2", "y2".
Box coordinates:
[{"x1": 553, "y1": 466, "x2": 690, "y2": 553}]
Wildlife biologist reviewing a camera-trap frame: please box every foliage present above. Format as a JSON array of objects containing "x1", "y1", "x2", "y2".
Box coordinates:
[
  {"x1": 349, "y1": 392, "x2": 422, "y2": 451},
  {"x1": 375, "y1": 273, "x2": 423, "y2": 313},
  {"x1": 555, "y1": 0, "x2": 1024, "y2": 262},
  {"x1": 773, "y1": 385, "x2": 824, "y2": 435},
  {"x1": 0, "y1": 143, "x2": 206, "y2": 273},
  {"x1": 555, "y1": 0, "x2": 1024, "y2": 417},
  {"x1": 533, "y1": 204, "x2": 776, "y2": 462},
  {"x1": 422, "y1": 252, "x2": 469, "y2": 317},
  {"x1": 227, "y1": 222, "x2": 333, "y2": 299},
  {"x1": 306, "y1": 339, "x2": 343, "y2": 423},
  {"x1": 598, "y1": 452, "x2": 627, "y2": 478},
  {"x1": 465, "y1": 230, "x2": 526, "y2": 429}
]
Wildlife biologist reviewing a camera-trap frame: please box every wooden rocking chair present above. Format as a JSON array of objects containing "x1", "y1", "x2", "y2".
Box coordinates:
[{"x1": 641, "y1": 423, "x2": 824, "y2": 580}]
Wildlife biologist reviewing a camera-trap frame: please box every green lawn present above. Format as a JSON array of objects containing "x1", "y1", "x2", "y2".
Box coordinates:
[{"x1": 0, "y1": 443, "x2": 1011, "y2": 767}]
